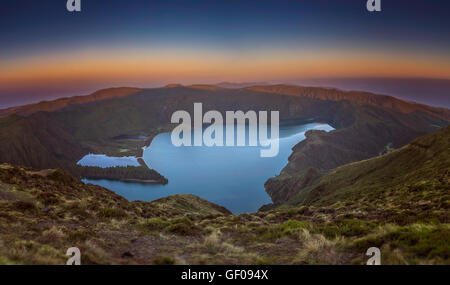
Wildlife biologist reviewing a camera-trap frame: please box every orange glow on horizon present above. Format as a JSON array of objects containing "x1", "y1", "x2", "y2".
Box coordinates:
[{"x1": 1, "y1": 47, "x2": 450, "y2": 90}]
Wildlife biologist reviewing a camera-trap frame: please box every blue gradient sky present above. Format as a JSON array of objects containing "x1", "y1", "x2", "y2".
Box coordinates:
[{"x1": 1, "y1": 0, "x2": 449, "y2": 107}]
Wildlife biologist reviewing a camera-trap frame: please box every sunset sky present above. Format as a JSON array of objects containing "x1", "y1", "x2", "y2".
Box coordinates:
[{"x1": 1, "y1": 0, "x2": 450, "y2": 108}]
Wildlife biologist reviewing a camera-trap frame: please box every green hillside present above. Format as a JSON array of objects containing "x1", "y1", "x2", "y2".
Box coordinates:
[{"x1": 287, "y1": 126, "x2": 450, "y2": 213}]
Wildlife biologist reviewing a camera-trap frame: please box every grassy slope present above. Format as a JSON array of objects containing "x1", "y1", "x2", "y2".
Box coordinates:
[
  {"x1": 0, "y1": 123, "x2": 449, "y2": 266},
  {"x1": 287, "y1": 126, "x2": 450, "y2": 217},
  {"x1": 0, "y1": 164, "x2": 233, "y2": 264}
]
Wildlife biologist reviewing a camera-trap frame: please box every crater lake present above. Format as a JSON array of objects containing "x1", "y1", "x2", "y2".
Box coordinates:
[{"x1": 83, "y1": 122, "x2": 334, "y2": 213}]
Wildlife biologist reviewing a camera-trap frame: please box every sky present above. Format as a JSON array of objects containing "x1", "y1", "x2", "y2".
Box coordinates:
[{"x1": 1, "y1": 0, "x2": 449, "y2": 108}]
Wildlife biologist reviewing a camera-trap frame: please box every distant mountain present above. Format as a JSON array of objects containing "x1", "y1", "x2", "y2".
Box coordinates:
[
  {"x1": 215, "y1": 81, "x2": 271, "y2": 89},
  {"x1": 2, "y1": 84, "x2": 448, "y2": 120},
  {"x1": 0, "y1": 87, "x2": 141, "y2": 117},
  {"x1": 247, "y1": 84, "x2": 450, "y2": 120},
  {"x1": 290, "y1": 77, "x2": 450, "y2": 109}
]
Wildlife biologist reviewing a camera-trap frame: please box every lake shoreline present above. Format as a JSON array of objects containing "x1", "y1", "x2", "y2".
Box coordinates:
[
  {"x1": 77, "y1": 164, "x2": 168, "y2": 185},
  {"x1": 84, "y1": 177, "x2": 164, "y2": 184}
]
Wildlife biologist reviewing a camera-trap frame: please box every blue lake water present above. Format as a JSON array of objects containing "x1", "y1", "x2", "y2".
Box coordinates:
[
  {"x1": 83, "y1": 122, "x2": 334, "y2": 213},
  {"x1": 78, "y1": 154, "x2": 140, "y2": 167}
]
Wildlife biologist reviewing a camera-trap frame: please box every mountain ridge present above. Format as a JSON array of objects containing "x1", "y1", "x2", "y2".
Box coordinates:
[
  {"x1": 0, "y1": 87, "x2": 142, "y2": 118},
  {"x1": 246, "y1": 84, "x2": 450, "y2": 120},
  {"x1": 2, "y1": 84, "x2": 449, "y2": 120}
]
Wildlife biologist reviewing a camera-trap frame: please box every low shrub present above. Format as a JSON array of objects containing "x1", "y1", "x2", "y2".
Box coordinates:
[
  {"x1": 98, "y1": 207, "x2": 128, "y2": 219},
  {"x1": 141, "y1": 218, "x2": 169, "y2": 231},
  {"x1": 165, "y1": 217, "x2": 200, "y2": 235},
  {"x1": 153, "y1": 255, "x2": 175, "y2": 265},
  {"x1": 317, "y1": 219, "x2": 375, "y2": 238},
  {"x1": 12, "y1": 201, "x2": 38, "y2": 213}
]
